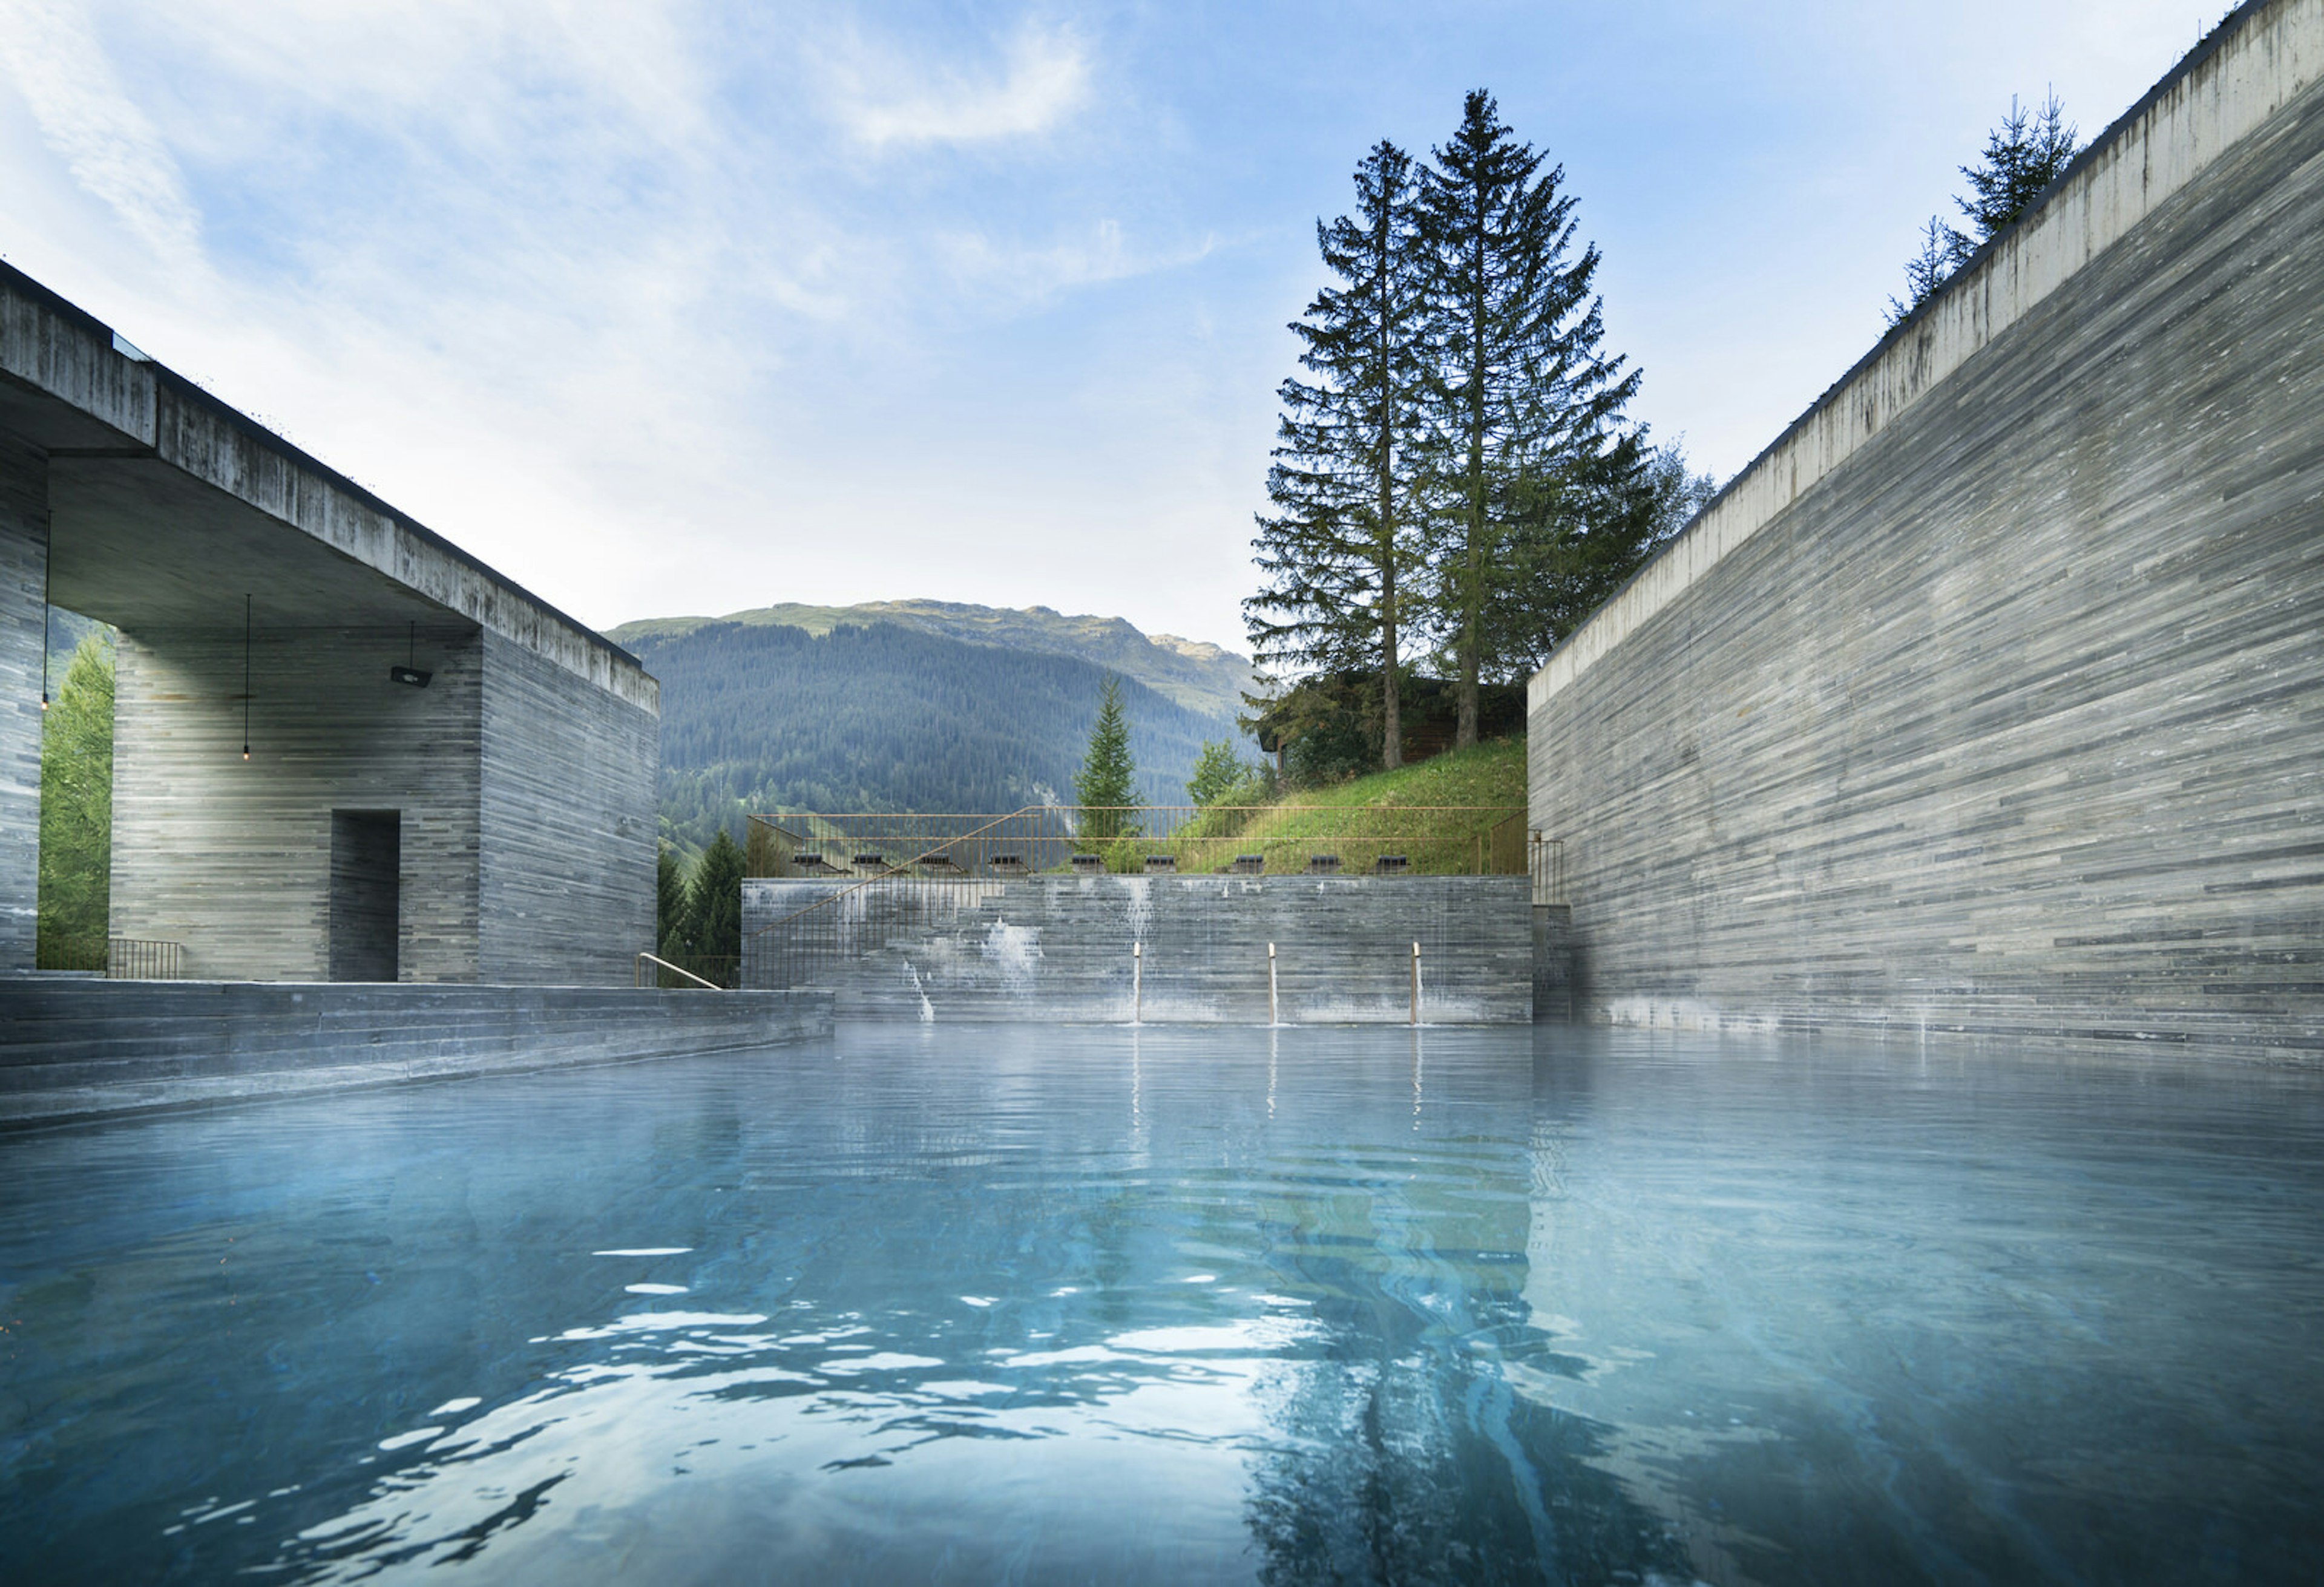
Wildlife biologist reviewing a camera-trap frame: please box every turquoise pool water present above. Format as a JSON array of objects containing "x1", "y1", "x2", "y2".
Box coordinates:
[{"x1": 2, "y1": 1024, "x2": 2320, "y2": 1583}]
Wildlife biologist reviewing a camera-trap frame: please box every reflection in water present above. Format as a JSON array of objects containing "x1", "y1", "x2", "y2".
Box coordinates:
[{"x1": 2, "y1": 1025, "x2": 2321, "y2": 1583}]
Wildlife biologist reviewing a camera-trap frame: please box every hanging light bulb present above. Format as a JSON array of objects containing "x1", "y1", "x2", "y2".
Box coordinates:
[
  {"x1": 39, "y1": 529, "x2": 52, "y2": 711},
  {"x1": 241, "y1": 594, "x2": 252, "y2": 761}
]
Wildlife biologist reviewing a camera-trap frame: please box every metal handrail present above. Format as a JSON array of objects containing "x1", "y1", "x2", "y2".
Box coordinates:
[{"x1": 635, "y1": 951, "x2": 723, "y2": 990}]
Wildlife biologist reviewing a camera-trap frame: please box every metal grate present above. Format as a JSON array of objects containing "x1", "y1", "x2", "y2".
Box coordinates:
[{"x1": 108, "y1": 938, "x2": 185, "y2": 980}]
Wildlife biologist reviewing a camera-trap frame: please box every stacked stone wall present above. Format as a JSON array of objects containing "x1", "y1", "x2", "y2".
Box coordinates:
[
  {"x1": 1528, "y1": 1, "x2": 2324, "y2": 1059},
  {"x1": 743, "y1": 874, "x2": 1534, "y2": 1023}
]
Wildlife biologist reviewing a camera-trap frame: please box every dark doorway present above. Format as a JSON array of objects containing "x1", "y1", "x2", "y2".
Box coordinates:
[{"x1": 329, "y1": 810, "x2": 401, "y2": 982}]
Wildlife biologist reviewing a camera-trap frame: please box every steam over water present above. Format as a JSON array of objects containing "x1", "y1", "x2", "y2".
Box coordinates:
[{"x1": 4, "y1": 1025, "x2": 2320, "y2": 1583}]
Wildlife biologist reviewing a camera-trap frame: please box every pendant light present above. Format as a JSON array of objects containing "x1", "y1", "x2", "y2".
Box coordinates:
[{"x1": 241, "y1": 594, "x2": 251, "y2": 761}]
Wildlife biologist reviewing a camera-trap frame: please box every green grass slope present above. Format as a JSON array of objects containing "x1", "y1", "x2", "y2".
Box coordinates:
[{"x1": 1160, "y1": 738, "x2": 1528, "y2": 875}]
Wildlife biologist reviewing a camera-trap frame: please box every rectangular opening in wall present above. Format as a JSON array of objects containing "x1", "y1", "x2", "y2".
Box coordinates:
[{"x1": 329, "y1": 809, "x2": 401, "y2": 983}]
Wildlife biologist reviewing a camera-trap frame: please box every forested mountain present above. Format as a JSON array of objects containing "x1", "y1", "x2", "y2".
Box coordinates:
[
  {"x1": 626, "y1": 619, "x2": 1242, "y2": 859},
  {"x1": 611, "y1": 600, "x2": 1253, "y2": 720}
]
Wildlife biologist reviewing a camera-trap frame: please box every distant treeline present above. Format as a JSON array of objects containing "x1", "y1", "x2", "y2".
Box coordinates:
[{"x1": 632, "y1": 620, "x2": 1239, "y2": 858}]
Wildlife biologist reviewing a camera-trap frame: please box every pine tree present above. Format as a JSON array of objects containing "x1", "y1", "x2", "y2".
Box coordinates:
[
  {"x1": 37, "y1": 628, "x2": 114, "y2": 970},
  {"x1": 1888, "y1": 93, "x2": 2079, "y2": 326},
  {"x1": 655, "y1": 843, "x2": 687, "y2": 957},
  {"x1": 1480, "y1": 439, "x2": 1716, "y2": 675},
  {"x1": 1074, "y1": 675, "x2": 1139, "y2": 840},
  {"x1": 1956, "y1": 91, "x2": 2078, "y2": 240},
  {"x1": 1246, "y1": 140, "x2": 1430, "y2": 770},
  {"x1": 1886, "y1": 217, "x2": 1963, "y2": 326},
  {"x1": 684, "y1": 829, "x2": 746, "y2": 981},
  {"x1": 1185, "y1": 737, "x2": 1255, "y2": 806},
  {"x1": 1418, "y1": 90, "x2": 1639, "y2": 745}
]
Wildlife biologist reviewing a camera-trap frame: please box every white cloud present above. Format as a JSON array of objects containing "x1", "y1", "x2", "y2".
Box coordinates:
[
  {"x1": 0, "y1": 0, "x2": 202, "y2": 266},
  {"x1": 830, "y1": 20, "x2": 1090, "y2": 149},
  {"x1": 937, "y1": 218, "x2": 1220, "y2": 307}
]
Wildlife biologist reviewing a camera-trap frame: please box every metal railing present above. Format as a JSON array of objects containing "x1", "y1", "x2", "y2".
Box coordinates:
[
  {"x1": 635, "y1": 952, "x2": 734, "y2": 990},
  {"x1": 1529, "y1": 831, "x2": 1566, "y2": 908},
  {"x1": 35, "y1": 938, "x2": 107, "y2": 973},
  {"x1": 746, "y1": 805, "x2": 1531, "y2": 882},
  {"x1": 108, "y1": 938, "x2": 185, "y2": 980}
]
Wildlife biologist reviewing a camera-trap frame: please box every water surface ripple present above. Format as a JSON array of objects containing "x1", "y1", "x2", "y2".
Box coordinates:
[{"x1": 2, "y1": 1024, "x2": 2320, "y2": 1583}]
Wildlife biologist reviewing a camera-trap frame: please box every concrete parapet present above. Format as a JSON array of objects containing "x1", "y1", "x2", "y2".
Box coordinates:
[
  {"x1": 0, "y1": 980, "x2": 833, "y2": 1126},
  {"x1": 743, "y1": 874, "x2": 1533, "y2": 1023}
]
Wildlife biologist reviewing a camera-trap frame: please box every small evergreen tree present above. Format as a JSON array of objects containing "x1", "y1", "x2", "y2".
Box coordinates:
[
  {"x1": 655, "y1": 843, "x2": 687, "y2": 957},
  {"x1": 1418, "y1": 90, "x2": 1640, "y2": 744},
  {"x1": 1186, "y1": 738, "x2": 1255, "y2": 806},
  {"x1": 1074, "y1": 675, "x2": 1139, "y2": 840},
  {"x1": 1956, "y1": 91, "x2": 2078, "y2": 239},
  {"x1": 37, "y1": 628, "x2": 114, "y2": 971},
  {"x1": 1247, "y1": 140, "x2": 1431, "y2": 771},
  {"x1": 1889, "y1": 92, "x2": 2079, "y2": 325},
  {"x1": 1886, "y1": 217, "x2": 1964, "y2": 326},
  {"x1": 684, "y1": 829, "x2": 746, "y2": 981}
]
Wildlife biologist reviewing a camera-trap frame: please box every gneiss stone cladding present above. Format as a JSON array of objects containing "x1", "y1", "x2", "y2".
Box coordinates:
[
  {"x1": 742, "y1": 875, "x2": 1533, "y2": 1023},
  {"x1": 0, "y1": 981, "x2": 832, "y2": 1126},
  {"x1": 1528, "y1": 28, "x2": 2324, "y2": 1058},
  {"x1": 478, "y1": 630, "x2": 656, "y2": 986},
  {"x1": 111, "y1": 624, "x2": 485, "y2": 983},
  {"x1": 0, "y1": 440, "x2": 43, "y2": 970}
]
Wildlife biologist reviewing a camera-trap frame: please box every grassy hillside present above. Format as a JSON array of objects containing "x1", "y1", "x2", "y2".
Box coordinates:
[
  {"x1": 610, "y1": 598, "x2": 1255, "y2": 719},
  {"x1": 1158, "y1": 738, "x2": 1528, "y2": 875}
]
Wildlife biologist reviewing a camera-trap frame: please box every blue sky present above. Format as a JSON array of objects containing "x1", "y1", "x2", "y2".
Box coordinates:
[{"x1": 0, "y1": 1, "x2": 2222, "y2": 653}]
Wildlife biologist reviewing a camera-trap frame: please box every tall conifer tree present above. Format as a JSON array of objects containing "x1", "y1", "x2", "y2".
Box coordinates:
[
  {"x1": 1246, "y1": 141, "x2": 1430, "y2": 770},
  {"x1": 1418, "y1": 91, "x2": 1639, "y2": 745},
  {"x1": 37, "y1": 629, "x2": 113, "y2": 970},
  {"x1": 685, "y1": 829, "x2": 746, "y2": 981},
  {"x1": 1074, "y1": 675, "x2": 1139, "y2": 840}
]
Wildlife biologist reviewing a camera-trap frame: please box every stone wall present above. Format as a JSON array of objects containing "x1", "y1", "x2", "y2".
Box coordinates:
[
  {"x1": 101, "y1": 624, "x2": 656, "y2": 986},
  {"x1": 477, "y1": 630, "x2": 656, "y2": 986},
  {"x1": 743, "y1": 874, "x2": 1534, "y2": 1023},
  {"x1": 0, "y1": 440, "x2": 42, "y2": 970},
  {"x1": 111, "y1": 624, "x2": 486, "y2": 982},
  {"x1": 1527, "y1": 0, "x2": 2324, "y2": 1060},
  {"x1": 0, "y1": 980, "x2": 832, "y2": 1125}
]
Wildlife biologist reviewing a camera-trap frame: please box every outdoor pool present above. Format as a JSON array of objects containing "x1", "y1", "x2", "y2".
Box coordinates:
[{"x1": 3, "y1": 1023, "x2": 2320, "y2": 1583}]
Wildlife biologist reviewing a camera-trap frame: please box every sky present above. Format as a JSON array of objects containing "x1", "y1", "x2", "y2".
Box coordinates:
[{"x1": 0, "y1": 0, "x2": 2229, "y2": 654}]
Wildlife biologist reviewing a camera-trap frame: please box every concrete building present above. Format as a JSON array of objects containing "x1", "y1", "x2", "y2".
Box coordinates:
[
  {"x1": 1527, "y1": 0, "x2": 2324, "y2": 1059},
  {"x1": 1, "y1": 264, "x2": 654, "y2": 985}
]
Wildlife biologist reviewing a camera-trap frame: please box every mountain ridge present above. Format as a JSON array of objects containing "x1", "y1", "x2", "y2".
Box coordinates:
[{"x1": 608, "y1": 598, "x2": 1255, "y2": 720}]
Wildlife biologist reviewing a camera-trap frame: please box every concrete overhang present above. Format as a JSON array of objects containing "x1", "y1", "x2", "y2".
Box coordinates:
[{"x1": 0, "y1": 263, "x2": 654, "y2": 714}]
